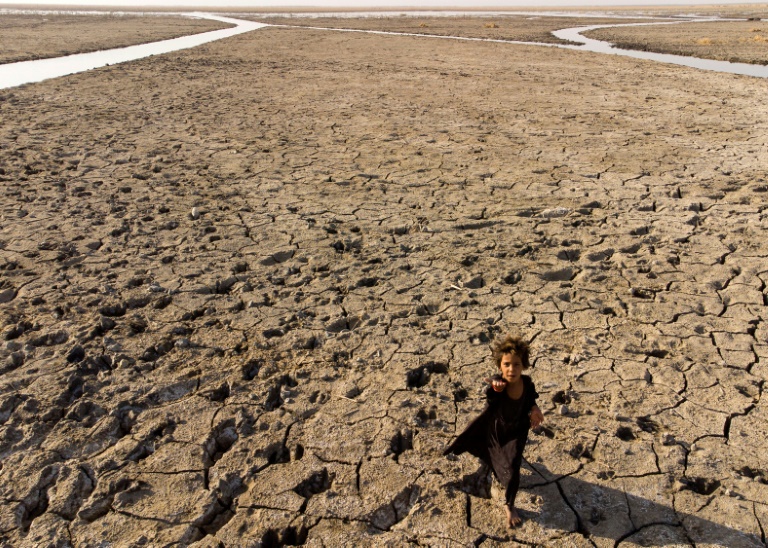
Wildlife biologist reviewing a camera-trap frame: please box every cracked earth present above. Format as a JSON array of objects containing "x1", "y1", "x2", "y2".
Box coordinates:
[{"x1": 1, "y1": 15, "x2": 768, "y2": 548}]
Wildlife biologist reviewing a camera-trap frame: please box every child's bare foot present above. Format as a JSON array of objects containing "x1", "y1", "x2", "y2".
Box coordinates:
[{"x1": 504, "y1": 505, "x2": 522, "y2": 528}]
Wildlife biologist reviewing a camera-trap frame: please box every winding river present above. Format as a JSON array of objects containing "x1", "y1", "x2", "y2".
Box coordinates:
[
  {"x1": 0, "y1": 13, "x2": 266, "y2": 90},
  {"x1": 0, "y1": 10, "x2": 766, "y2": 90},
  {"x1": 554, "y1": 21, "x2": 768, "y2": 78}
]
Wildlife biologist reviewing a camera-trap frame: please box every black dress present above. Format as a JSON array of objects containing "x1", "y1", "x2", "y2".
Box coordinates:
[{"x1": 444, "y1": 374, "x2": 539, "y2": 507}]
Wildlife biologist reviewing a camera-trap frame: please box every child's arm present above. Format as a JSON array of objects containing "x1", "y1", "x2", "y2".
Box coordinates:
[
  {"x1": 485, "y1": 376, "x2": 507, "y2": 392},
  {"x1": 483, "y1": 376, "x2": 507, "y2": 402},
  {"x1": 530, "y1": 405, "x2": 544, "y2": 428}
]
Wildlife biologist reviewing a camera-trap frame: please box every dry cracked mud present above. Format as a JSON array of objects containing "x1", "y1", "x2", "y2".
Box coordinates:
[{"x1": 1, "y1": 12, "x2": 768, "y2": 548}]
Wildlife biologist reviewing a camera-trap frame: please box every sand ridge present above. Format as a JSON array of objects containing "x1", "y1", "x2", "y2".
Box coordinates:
[{"x1": 1, "y1": 13, "x2": 768, "y2": 547}]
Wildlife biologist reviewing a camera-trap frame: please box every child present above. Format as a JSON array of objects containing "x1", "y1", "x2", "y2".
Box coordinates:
[{"x1": 444, "y1": 334, "x2": 544, "y2": 528}]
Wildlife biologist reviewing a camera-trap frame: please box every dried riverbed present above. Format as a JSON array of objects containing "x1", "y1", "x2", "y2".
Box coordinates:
[{"x1": 1, "y1": 13, "x2": 768, "y2": 547}]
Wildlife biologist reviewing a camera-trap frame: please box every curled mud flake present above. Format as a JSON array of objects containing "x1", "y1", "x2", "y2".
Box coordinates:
[
  {"x1": 293, "y1": 468, "x2": 333, "y2": 499},
  {"x1": 0, "y1": 286, "x2": 17, "y2": 303},
  {"x1": 674, "y1": 476, "x2": 721, "y2": 495},
  {"x1": 630, "y1": 287, "x2": 655, "y2": 299},
  {"x1": 20, "y1": 464, "x2": 60, "y2": 532},
  {"x1": 65, "y1": 400, "x2": 106, "y2": 428},
  {"x1": 255, "y1": 441, "x2": 290, "y2": 467},
  {"x1": 3, "y1": 351, "x2": 25, "y2": 372},
  {"x1": 453, "y1": 386, "x2": 468, "y2": 403},
  {"x1": 390, "y1": 430, "x2": 414, "y2": 460},
  {"x1": 241, "y1": 358, "x2": 262, "y2": 381},
  {"x1": 734, "y1": 466, "x2": 767, "y2": 484},
  {"x1": 264, "y1": 375, "x2": 297, "y2": 411},
  {"x1": 534, "y1": 425, "x2": 556, "y2": 439},
  {"x1": 205, "y1": 419, "x2": 239, "y2": 465},
  {"x1": 260, "y1": 526, "x2": 308, "y2": 547},
  {"x1": 99, "y1": 303, "x2": 127, "y2": 317},
  {"x1": 636, "y1": 415, "x2": 660, "y2": 433},
  {"x1": 539, "y1": 266, "x2": 577, "y2": 282},
  {"x1": 28, "y1": 329, "x2": 69, "y2": 347},
  {"x1": 3, "y1": 320, "x2": 33, "y2": 341},
  {"x1": 615, "y1": 426, "x2": 636, "y2": 441},
  {"x1": 47, "y1": 465, "x2": 95, "y2": 521},
  {"x1": 503, "y1": 270, "x2": 522, "y2": 285},
  {"x1": 406, "y1": 362, "x2": 448, "y2": 389},
  {"x1": 66, "y1": 345, "x2": 85, "y2": 363},
  {"x1": 203, "y1": 382, "x2": 231, "y2": 403},
  {"x1": 568, "y1": 442, "x2": 594, "y2": 461},
  {"x1": 78, "y1": 478, "x2": 133, "y2": 522}
]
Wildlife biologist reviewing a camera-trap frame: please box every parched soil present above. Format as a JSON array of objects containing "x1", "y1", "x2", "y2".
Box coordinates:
[
  {"x1": 1, "y1": 14, "x2": 768, "y2": 548},
  {"x1": 248, "y1": 14, "x2": 661, "y2": 45},
  {"x1": 0, "y1": 14, "x2": 232, "y2": 64},
  {"x1": 585, "y1": 20, "x2": 768, "y2": 65}
]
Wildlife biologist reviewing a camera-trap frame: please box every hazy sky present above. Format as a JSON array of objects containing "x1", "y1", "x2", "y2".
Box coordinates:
[{"x1": 0, "y1": 0, "x2": 764, "y2": 6}]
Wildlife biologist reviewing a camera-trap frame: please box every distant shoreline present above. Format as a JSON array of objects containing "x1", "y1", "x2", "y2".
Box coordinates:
[{"x1": 1, "y1": 3, "x2": 767, "y2": 15}]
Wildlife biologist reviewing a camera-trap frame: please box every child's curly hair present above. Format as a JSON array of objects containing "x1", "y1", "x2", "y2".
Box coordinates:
[{"x1": 491, "y1": 334, "x2": 531, "y2": 369}]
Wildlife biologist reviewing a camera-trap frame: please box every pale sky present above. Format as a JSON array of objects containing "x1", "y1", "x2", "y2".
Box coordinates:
[{"x1": 0, "y1": 0, "x2": 765, "y2": 7}]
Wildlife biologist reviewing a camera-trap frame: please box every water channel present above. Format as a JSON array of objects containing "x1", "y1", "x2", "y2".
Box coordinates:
[
  {"x1": 0, "y1": 10, "x2": 765, "y2": 90},
  {"x1": 553, "y1": 21, "x2": 768, "y2": 78},
  {"x1": 0, "y1": 13, "x2": 266, "y2": 90}
]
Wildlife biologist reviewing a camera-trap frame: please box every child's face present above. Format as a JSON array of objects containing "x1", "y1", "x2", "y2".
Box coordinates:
[{"x1": 499, "y1": 352, "x2": 523, "y2": 383}]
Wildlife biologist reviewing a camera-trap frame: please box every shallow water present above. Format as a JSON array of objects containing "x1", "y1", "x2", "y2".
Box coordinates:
[
  {"x1": 0, "y1": 13, "x2": 267, "y2": 90},
  {"x1": 553, "y1": 22, "x2": 768, "y2": 78}
]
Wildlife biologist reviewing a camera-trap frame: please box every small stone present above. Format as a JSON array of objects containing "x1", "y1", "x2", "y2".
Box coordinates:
[
  {"x1": 6, "y1": 341, "x2": 22, "y2": 352},
  {"x1": 539, "y1": 207, "x2": 571, "y2": 218},
  {"x1": 644, "y1": 369, "x2": 652, "y2": 383},
  {"x1": 258, "y1": 364, "x2": 277, "y2": 379},
  {"x1": 616, "y1": 426, "x2": 635, "y2": 441},
  {"x1": 7, "y1": 352, "x2": 24, "y2": 368},
  {"x1": 103, "y1": 338, "x2": 122, "y2": 353},
  {"x1": 175, "y1": 338, "x2": 191, "y2": 348},
  {"x1": 559, "y1": 404, "x2": 569, "y2": 416},
  {"x1": 66, "y1": 345, "x2": 85, "y2": 363},
  {"x1": 0, "y1": 288, "x2": 17, "y2": 304},
  {"x1": 462, "y1": 275, "x2": 484, "y2": 289},
  {"x1": 191, "y1": 207, "x2": 200, "y2": 220},
  {"x1": 662, "y1": 433, "x2": 675, "y2": 446}
]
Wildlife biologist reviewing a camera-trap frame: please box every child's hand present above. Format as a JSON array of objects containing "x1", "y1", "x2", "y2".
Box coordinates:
[
  {"x1": 530, "y1": 405, "x2": 544, "y2": 428},
  {"x1": 485, "y1": 377, "x2": 507, "y2": 392}
]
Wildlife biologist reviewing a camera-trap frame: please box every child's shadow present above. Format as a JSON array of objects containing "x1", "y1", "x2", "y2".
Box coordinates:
[{"x1": 458, "y1": 461, "x2": 764, "y2": 547}]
